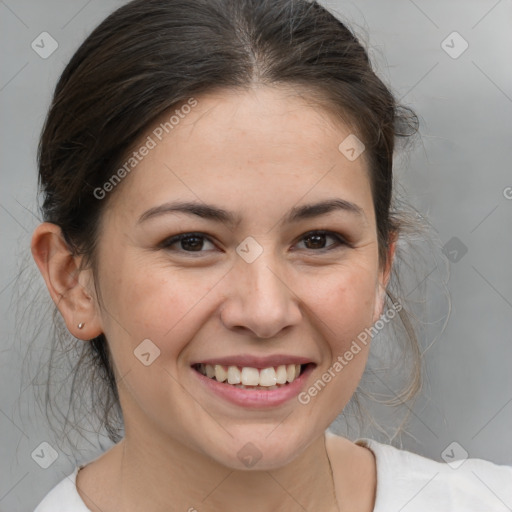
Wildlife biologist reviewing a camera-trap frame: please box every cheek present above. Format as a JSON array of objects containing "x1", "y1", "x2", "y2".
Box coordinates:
[
  {"x1": 309, "y1": 262, "x2": 378, "y2": 345},
  {"x1": 97, "y1": 265, "x2": 214, "y2": 429},
  {"x1": 296, "y1": 272, "x2": 377, "y2": 420},
  {"x1": 98, "y1": 258, "x2": 223, "y2": 368}
]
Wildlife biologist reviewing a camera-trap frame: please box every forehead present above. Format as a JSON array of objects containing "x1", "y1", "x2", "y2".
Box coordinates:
[
  {"x1": 106, "y1": 85, "x2": 373, "y2": 220},
  {"x1": 158, "y1": 85, "x2": 362, "y2": 161}
]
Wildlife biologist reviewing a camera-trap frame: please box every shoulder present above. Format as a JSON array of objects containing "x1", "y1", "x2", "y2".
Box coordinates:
[
  {"x1": 356, "y1": 437, "x2": 512, "y2": 512},
  {"x1": 34, "y1": 466, "x2": 91, "y2": 512}
]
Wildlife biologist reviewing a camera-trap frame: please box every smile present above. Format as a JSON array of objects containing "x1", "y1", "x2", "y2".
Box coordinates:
[
  {"x1": 190, "y1": 363, "x2": 317, "y2": 408},
  {"x1": 192, "y1": 363, "x2": 309, "y2": 389}
]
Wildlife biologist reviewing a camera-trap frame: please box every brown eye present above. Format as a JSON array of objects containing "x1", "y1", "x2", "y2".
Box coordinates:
[
  {"x1": 295, "y1": 231, "x2": 347, "y2": 251},
  {"x1": 178, "y1": 235, "x2": 205, "y2": 251},
  {"x1": 160, "y1": 233, "x2": 216, "y2": 253}
]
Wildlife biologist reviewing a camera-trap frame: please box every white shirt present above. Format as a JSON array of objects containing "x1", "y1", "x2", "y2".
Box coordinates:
[{"x1": 34, "y1": 437, "x2": 512, "y2": 511}]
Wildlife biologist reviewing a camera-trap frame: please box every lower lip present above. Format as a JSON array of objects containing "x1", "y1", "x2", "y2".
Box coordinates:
[{"x1": 191, "y1": 364, "x2": 315, "y2": 409}]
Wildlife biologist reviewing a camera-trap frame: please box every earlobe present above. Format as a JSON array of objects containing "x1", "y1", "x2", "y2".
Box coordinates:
[{"x1": 31, "y1": 222, "x2": 103, "y2": 340}]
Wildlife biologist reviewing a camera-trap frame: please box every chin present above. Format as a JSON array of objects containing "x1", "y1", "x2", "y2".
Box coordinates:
[{"x1": 200, "y1": 426, "x2": 312, "y2": 471}]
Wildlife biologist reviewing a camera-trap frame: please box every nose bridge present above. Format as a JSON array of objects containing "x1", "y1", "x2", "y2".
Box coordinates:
[
  {"x1": 242, "y1": 252, "x2": 289, "y2": 313},
  {"x1": 248, "y1": 256, "x2": 286, "y2": 301},
  {"x1": 221, "y1": 247, "x2": 301, "y2": 338},
  {"x1": 236, "y1": 235, "x2": 282, "y2": 291}
]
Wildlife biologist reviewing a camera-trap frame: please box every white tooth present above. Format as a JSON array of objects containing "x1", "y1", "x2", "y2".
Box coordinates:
[
  {"x1": 210, "y1": 363, "x2": 302, "y2": 386},
  {"x1": 227, "y1": 365, "x2": 241, "y2": 384},
  {"x1": 259, "y1": 367, "x2": 277, "y2": 387},
  {"x1": 276, "y1": 365, "x2": 287, "y2": 384},
  {"x1": 241, "y1": 367, "x2": 260, "y2": 386},
  {"x1": 214, "y1": 365, "x2": 227, "y2": 382}
]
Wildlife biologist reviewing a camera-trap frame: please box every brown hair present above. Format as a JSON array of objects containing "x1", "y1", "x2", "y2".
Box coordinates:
[{"x1": 35, "y1": 0, "x2": 425, "y2": 446}]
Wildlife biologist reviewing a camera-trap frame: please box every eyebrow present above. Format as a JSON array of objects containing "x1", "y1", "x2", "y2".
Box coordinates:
[{"x1": 137, "y1": 198, "x2": 365, "y2": 226}]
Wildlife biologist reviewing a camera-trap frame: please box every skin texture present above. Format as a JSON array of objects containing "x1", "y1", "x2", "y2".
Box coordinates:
[{"x1": 32, "y1": 85, "x2": 395, "y2": 511}]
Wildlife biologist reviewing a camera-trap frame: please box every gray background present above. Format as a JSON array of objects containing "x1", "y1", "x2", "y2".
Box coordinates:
[{"x1": 1, "y1": 0, "x2": 511, "y2": 510}]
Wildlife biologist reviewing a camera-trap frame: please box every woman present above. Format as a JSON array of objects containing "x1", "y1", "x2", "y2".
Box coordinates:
[{"x1": 31, "y1": 0, "x2": 512, "y2": 510}]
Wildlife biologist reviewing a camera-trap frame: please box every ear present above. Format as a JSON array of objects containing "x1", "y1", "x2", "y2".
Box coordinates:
[
  {"x1": 372, "y1": 232, "x2": 397, "y2": 324},
  {"x1": 31, "y1": 222, "x2": 103, "y2": 340}
]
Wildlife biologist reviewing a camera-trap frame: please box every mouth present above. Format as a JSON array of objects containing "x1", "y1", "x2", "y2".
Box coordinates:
[
  {"x1": 190, "y1": 361, "x2": 316, "y2": 408},
  {"x1": 191, "y1": 362, "x2": 315, "y2": 390}
]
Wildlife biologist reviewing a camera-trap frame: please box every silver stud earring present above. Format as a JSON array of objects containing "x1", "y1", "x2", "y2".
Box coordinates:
[{"x1": 78, "y1": 322, "x2": 84, "y2": 329}]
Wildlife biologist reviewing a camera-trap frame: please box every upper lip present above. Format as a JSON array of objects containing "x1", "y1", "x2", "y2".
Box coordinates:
[{"x1": 190, "y1": 354, "x2": 316, "y2": 369}]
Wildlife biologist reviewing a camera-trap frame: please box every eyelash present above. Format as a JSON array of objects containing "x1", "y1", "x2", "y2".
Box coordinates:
[{"x1": 159, "y1": 230, "x2": 350, "y2": 255}]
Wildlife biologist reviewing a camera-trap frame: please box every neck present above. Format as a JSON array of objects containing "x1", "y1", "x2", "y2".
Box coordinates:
[{"x1": 104, "y1": 427, "x2": 340, "y2": 512}]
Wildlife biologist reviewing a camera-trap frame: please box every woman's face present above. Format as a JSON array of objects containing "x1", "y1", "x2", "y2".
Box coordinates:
[{"x1": 91, "y1": 85, "x2": 393, "y2": 469}]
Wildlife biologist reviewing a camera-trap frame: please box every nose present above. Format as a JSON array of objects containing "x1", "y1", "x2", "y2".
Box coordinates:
[{"x1": 220, "y1": 255, "x2": 302, "y2": 339}]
